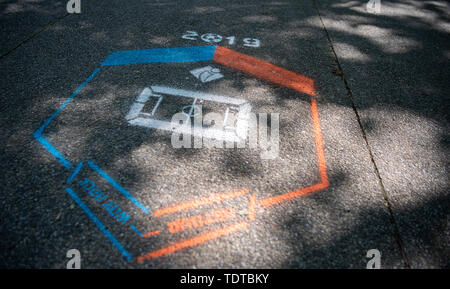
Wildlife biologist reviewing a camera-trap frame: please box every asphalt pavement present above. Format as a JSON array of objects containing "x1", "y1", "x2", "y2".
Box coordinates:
[{"x1": 0, "y1": 0, "x2": 448, "y2": 268}]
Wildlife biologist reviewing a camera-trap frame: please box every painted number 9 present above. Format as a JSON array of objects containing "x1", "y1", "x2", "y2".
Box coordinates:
[{"x1": 243, "y1": 38, "x2": 260, "y2": 48}]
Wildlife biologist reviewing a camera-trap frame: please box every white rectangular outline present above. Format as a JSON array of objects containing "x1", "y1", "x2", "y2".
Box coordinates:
[{"x1": 126, "y1": 86, "x2": 252, "y2": 143}]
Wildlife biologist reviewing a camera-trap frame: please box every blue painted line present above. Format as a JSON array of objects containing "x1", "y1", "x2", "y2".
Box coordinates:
[
  {"x1": 65, "y1": 187, "x2": 132, "y2": 261},
  {"x1": 33, "y1": 68, "x2": 101, "y2": 170},
  {"x1": 34, "y1": 135, "x2": 73, "y2": 169},
  {"x1": 130, "y1": 225, "x2": 143, "y2": 237},
  {"x1": 87, "y1": 161, "x2": 149, "y2": 214},
  {"x1": 34, "y1": 68, "x2": 101, "y2": 136},
  {"x1": 101, "y1": 46, "x2": 217, "y2": 66},
  {"x1": 67, "y1": 162, "x2": 83, "y2": 183}
]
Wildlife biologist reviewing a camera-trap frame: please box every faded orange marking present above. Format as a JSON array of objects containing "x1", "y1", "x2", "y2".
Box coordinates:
[
  {"x1": 153, "y1": 188, "x2": 249, "y2": 217},
  {"x1": 136, "y1": 51, "x2": 332, "y2": 263},
  {"x1": 141, "y1": 230, "x2": 161, "y2": 238},
  {"x1": 248, "y1": 194, "x2": 256, "y2": 220},
  {"x1": 259, "y1": 182, "x2": 328, "y2": 207},
  {"x1": 311, "y1": 98, "x2": 329, "y2": 187},
  {"x1": 259, "y1": 98, "x2": 329, "y2": 207},
  {"x1": 137, "y1": 221, "x2": 249, "y2": 262},
  {"x1": 167, "y1": 208, "x2": 236, "y2": 234},
  {"x1": 213, "y1": 46, "x2": 315, "y2": 96}
]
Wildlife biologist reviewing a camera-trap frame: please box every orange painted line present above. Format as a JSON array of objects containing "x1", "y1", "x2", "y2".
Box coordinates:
[
  {"x1": 167, "y1": 208, "x2": 236, "y2": 234},
  {"x1": 311, "y1": 98, "x2": 329, "y2": 187},
  {"x1": 258, "y1": 98, "x2": 329, "y2": 207},
  {"x1": 153, "y1": 188, "x2": 249, "y2": 217},
  {"x1": 248, "y1": 194, "x2": 256, "y2": 220},
  {"x1": 141, "y1": 230, "x2": 161, "y2": 238},
  {"x1": 259, "y1": 182, "x2": 328, "y2": 207},
  {"x1": 137, "y1": 221, "x2": 249, "y2": 263},
  {"x1": 213, "y1": 46, "x2": 315, "y2": 96}
]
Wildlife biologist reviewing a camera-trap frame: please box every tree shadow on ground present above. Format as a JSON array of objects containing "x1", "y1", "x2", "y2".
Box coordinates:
[{"x1": 0, "y1": 0, "x2": 448, "y2": 268}]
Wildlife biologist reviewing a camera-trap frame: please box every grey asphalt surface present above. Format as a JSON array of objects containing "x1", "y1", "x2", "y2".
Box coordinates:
[{"x1": 0, "y1": 0, "x2": 448, "y2": 269}]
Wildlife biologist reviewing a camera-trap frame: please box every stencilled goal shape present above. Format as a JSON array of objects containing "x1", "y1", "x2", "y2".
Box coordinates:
[{"x1": 125, "y1": 86, "x2": 252, "y2": 142}]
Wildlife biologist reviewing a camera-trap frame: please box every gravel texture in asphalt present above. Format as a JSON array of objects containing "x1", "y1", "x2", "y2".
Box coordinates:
[{"x1": 0, "y1": 0, "x2": 448, "y2": 268}]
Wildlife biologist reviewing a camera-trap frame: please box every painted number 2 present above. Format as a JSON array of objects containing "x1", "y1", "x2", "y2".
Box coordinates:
[{"x1": 182, "y1": 31, "x2": 260, "y2": 48}]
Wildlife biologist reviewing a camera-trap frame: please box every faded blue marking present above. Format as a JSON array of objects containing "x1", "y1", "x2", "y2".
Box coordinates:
[
  {"x1": 67, "y1": 162, "x2": 83, "y2": 183},
  {"x1": 65, "y1": 187, "x2": 132, "y2": 261},
  {"x1": 87, "y1": 161, "x2": 149, "y2": 214},
  {"x1": 101, "y1": 46, "x2": 217, "y2": 66},
  {"x1": 33, "y1": 68, "x2": 101, "y2": 170},
  {"x1": 130, "y1": 225, "x2": 143, "y2": 237},
  {"x1": 34, "y1": 68, "x2": 101, "y2": 136}
]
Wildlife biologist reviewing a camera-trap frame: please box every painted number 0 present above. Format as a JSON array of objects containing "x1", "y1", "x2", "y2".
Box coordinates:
[{"x1": 181, "y1": 31, "x2": 260, "y2": 48}]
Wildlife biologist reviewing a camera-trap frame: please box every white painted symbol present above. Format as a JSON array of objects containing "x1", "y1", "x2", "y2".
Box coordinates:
[
  {"x1": 125, "y1": 86, "x2": 252, "y2": 143},
  {"x1": 190, "y1": 66, "x2": 224, "y2": 83},
  {"x1": 201, "y1": 33, "x2": 223, "y2": 43}
]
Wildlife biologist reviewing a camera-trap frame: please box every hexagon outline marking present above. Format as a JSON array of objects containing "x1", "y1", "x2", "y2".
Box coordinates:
[{"x1": 33, "y1": 45, "x2": 329, "y2": 262}]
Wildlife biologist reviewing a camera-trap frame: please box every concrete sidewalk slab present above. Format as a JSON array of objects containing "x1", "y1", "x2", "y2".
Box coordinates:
[
  {"x1": 315, "y1": 0, "x2": 449, "y2": 268},
  {"x1": 1, "y1": 0, "x2": 445, "y2": 268}
]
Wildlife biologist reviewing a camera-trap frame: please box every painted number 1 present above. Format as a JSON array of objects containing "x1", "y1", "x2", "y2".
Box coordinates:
[
  {"x1": 225, "y1": 36, "x2": 236, "y2": 45},
  {"x1": 182, "y1": 31, "x2": 260, "y2": 48}
]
